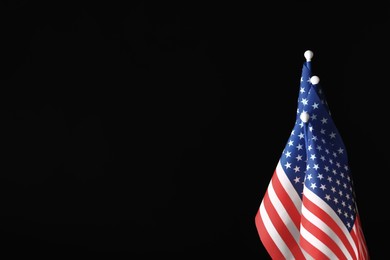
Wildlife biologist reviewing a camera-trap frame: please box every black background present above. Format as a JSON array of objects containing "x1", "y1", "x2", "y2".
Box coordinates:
[{"x1": 1, "y1": 1, "x2": 388, "y2": 258}]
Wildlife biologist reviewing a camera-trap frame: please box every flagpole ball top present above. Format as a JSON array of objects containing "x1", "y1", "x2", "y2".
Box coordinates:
[
  {"x1": 304, "y1": 50, "x2": 313, "y2": 61},
  {"x1": 310, "y1": 75, "x2": 320, "y2": 85},
  {"x1": 300, "y1": 112, "x2": 310, "y2": 123}
]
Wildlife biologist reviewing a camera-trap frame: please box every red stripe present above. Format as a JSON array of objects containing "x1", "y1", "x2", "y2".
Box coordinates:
[
  {"x1": 301, "y1": 213, "x2": 347, "y2": 259},
  {"x1": 271, "y1": 167, "x2": 301, "y2": 228},
  {"x1": 354, "y1": 215, "x2": 369, "y2": 259},
  {"x1": 255, "y1": 209, "x2": 285, "y2": 260},
  {"x1": 302, "y1": 195, "x2": 356, "y2": 258},
  {"x1": 350, "y1": 226, "x2": 359, "y2": 260},
  {"x1": 299, "y1": 235, "x2": 330, "y2": 260},
  {"x1": 255, "y1": 167, "x2": 369, "y2": 259},
  {"x1": 358, "y1": 216, "x2": 369, "y2": 258},
  {"x1": 261, "y1": 186, "x2": 306, "y2": 259}
]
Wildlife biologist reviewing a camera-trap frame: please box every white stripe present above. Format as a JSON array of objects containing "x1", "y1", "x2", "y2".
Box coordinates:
[
  {"x1": 355, "y1": 209, "x2": 369, "y2": 257},
  {"x1": 259, "y1": 199, "x2": 294, "y2": 259},
  {"x1": 303, "y1": 187, "x2": 358, "y2": 258},
  {"x1": 301, "y1": 202, "x2": 353, "y2": 259},
  {"x1": 302, "y1": 248, "x2": 315, "y2": 260},
  {"x1": 354, "y1": 224, "x2": 368, "y2": 259},
  {"x1": 300, "y1": 224, "x2": 339, "y2": 259},
  {"x1": 267, "y1": 176, "x2": 301, "y2": 243},
  {"x1": 276, "y1": 161, "x2": 303, "y2": 213},
  {"x1": 266, "y1": 168, "x2": 316, "y2": 260},
  {"x1": 268, "y1": 161, "x2": 322, "y2": 260}
]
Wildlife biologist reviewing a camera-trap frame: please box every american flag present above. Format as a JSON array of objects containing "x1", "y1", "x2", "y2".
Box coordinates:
[{"x1": 254, "y1": 50, "x2": 369, "y2": 259}]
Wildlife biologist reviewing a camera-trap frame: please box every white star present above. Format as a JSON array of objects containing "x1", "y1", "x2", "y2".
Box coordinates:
[
  {"x1": 321, "y1": 118, "x2": 328, "y2": 124},
  {"x1": 285, "y1": 162, "x2": 292, "y2": 169},
  {"x1": 293, "y1": 166, "x2": 300, "y2": 173},
  {"x1": 312, "y1": 102, "x2": 319, "y2": 109}
]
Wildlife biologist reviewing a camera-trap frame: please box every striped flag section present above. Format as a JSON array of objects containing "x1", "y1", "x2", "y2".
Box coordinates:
[{"x1": 255, "y1": 50, "x2": 369, "y2": 259}]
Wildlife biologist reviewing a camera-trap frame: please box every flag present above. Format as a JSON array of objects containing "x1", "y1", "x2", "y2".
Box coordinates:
[{"x1": 254, "y1": 50, "x2": 369, "y2": 259}]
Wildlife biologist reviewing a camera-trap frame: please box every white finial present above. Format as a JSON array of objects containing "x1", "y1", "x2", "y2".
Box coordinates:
[
  {"x1": 300, "y1": 112, "x2": 310, "y2": 123},
  {"x1": 310, "y1": 76, "x2": 320, "y2": 85},
  {"x1": 304, "y1": 50, "x2": 313, "y2": 62}
]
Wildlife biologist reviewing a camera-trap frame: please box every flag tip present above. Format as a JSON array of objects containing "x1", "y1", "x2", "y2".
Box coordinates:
[
  {"x1": 310, "y1": 75, "x2": 320, "y2": 85},
  {"x1": 304, "y1": 50, "x2": 313, "y2": 61}
]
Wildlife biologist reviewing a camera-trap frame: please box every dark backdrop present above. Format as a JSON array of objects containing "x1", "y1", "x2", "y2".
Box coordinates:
[{"x1": 1, "y1": 1, "x2": 388, "y2": 258}]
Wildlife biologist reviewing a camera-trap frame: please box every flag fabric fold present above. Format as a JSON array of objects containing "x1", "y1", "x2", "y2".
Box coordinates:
[{"x1": 255, "y1": 50, "x2": 369, "y2": 259}]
